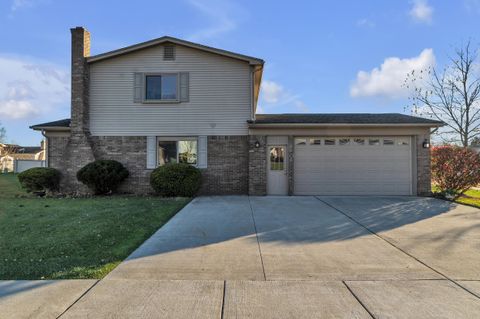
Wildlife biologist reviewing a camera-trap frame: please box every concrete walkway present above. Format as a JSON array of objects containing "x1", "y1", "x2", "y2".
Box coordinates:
[{"x1": 2, "y1": 196, "x2": 480, "y2": 318}]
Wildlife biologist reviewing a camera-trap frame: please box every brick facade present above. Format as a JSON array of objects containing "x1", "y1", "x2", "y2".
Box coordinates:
[
  {"x1": 248, "y1": 135, "x2": 267, "y2": 195},
  {"x1": 49, "y1": 132, "x2": 432, "y2": 197},
  {"x1": 416, "y1": 134, "x2": 432, "y2": 196},
  {"x1": 90, "y1": 136, "x2": 152, "y2": 194},
  {"x1": 47, "y1": 136, "x2": 69, "y2": 171},
  {"x1": 287, "y1": 136, "x2": 294, "y2": 195},
  {"x1": 200, "y1": 136, "x2": 249, "y2": 195},
  {"x1": 48, "y1": 135, "x2": 251, "y2": 195}
]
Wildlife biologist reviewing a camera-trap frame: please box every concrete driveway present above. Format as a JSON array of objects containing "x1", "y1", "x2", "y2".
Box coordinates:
[{"x1": 4, "y1": 196, "x2": 480, "y2": 318}]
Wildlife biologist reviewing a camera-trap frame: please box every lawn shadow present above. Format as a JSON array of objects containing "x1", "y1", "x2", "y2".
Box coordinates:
[{"x1": 0, "y1": 280, "x2": 54, "y2": 299}]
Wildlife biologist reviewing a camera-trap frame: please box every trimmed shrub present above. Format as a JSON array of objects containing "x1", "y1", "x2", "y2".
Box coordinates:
[
  {"x1": 150, "y1": 163, "x2": 201, "y2": 197},
  {"x1": 76, "y1": 160, "x2": 129, "y2": 195},
  {"x1": 18, "y1": 167, "x2": 61, "y2": 193},
  {"x1": 431, "y1": 146, "x2": 480, "y2": 198}
]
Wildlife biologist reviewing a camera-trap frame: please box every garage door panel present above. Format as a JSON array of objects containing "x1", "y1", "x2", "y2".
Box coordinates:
[
  {"x1": 294, "y1": 136, "x2": 413, "y2": 195},
  {"x1": 295, "y1": 182, "x2": 412, "y2": 195},
  {"x1": 295, "y1": 174, "x2": 411, "y2": 182},
  {"x1": 294, "y1": 165, "x2": 411, "y2": 174}
]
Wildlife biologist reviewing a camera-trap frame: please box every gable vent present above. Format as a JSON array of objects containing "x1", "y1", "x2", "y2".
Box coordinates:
[{"x1": 163, "y1": 45, "x2": 175, "y2": 60}]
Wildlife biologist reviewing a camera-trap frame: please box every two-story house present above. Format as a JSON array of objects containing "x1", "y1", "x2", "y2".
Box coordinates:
[{"x1": 31, "y1": 27, "x2": 443, "y2": 196}]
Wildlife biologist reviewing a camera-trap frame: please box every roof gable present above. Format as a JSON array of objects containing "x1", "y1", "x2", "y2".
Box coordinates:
[{"x1": 87, "y1": 36, "x2": 264, "y2": 65}]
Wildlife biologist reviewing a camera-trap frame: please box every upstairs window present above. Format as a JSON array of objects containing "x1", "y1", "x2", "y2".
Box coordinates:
[{"x1": 145, "y1": 74, "x2": 178, "y2": 101}]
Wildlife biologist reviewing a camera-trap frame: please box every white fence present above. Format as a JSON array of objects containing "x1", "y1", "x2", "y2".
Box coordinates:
[{"x1": 13, "y1": 159, "x2": 46, "y2": 173}]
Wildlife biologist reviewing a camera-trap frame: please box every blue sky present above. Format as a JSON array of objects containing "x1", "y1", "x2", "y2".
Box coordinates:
[{"x1": 0, "y1": 0, "x2": 479, "y2": 145}]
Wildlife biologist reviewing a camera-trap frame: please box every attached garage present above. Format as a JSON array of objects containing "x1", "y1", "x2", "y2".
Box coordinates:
[
  {"x1": 248, "y1": 113, "x2": 444, "y2": 196},
  {"x1": 294, "y1": 136, "x2": 413, "y2": 195}
]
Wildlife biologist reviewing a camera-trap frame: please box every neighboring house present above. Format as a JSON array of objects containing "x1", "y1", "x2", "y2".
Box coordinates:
[
  {"x1": 0, "y1": 143, "x2": 44, "y2": 172},
  {"x1": 31, "y1": 27, "x2": 443, "y2": 196}
]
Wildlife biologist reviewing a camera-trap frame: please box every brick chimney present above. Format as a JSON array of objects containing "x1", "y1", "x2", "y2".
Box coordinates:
[
  {"x1": 70, "y1": 27, "x2": 90, "y2": 134},
  {"x1": 62, "y1": 27, "x2": 96, "y2": 194}
]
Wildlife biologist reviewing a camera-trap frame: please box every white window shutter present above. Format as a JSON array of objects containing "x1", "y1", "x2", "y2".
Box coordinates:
[
  {"x1": 146, "y1": 136, "x2": 157, "y2": 169},
  {"x1": 197, "y1": 136, "x2": 207, "y2": 168},
  {"x1": 134, "y1": 73, "x2": 143, "y2": 103},
  {"x1": 179, "y1": 72, "x2": 189, "y2": 102}
]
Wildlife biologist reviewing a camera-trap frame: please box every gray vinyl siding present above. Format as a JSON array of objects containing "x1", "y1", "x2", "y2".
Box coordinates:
[{"x1": 89, "y1": 45, "x2": 252, "y2": 136}]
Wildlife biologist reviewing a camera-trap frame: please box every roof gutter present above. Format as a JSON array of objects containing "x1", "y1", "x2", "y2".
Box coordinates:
[
  {"x1": 251, "y1": 64, "x2": 264, "y2": 118},
  {"x1": 30, "y1": 126, "x2": 71, "y2": 131},
  {"x1": 248, "y1": 123, "x2": 444, "y2": 128}
]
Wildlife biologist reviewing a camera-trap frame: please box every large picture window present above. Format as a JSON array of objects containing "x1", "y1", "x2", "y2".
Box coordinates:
[
  {"x1": 145, "y1": 74, "x2": 178, "y2": 101},
  {"x1": 158, "y1": 139, "x2": 197, "y2": 166}
]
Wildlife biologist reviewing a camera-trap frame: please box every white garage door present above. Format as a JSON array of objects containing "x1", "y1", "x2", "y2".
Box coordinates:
[{"x1": 294, "y1": 136, "x2": 413, "y2": 195}]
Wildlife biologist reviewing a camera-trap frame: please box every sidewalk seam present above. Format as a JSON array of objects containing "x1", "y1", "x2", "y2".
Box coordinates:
[
  {"x1": 220, "y1": 280, "x2": 226, "y2": 319},
  {"x1": 56, "y1": 279, "x2": 100, "y2": 318},
  {"x1": 342, "y1": 281, "x2": 376, "y2": 319},
  {"x1": 315, "y1": 196, "x2": 480, "y2": 300},
  {"x1": 248, "y1": 197, "x2": 267, "y2": 281}
]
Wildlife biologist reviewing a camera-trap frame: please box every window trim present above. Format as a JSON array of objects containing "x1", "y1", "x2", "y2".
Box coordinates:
[
  {"x1": 295, "y1": 138, "x2": 307, "y2": 145},
  {"x1": 156, "y1": 137, "x2": 198, "y2": 167},
  {"x1": 269, "y1": 146, "x2": 285, "y2": 171},
  {"x1": 383, "y1": 138, "x2": 395, "y2": 145},
  {"x1": 143, "y1": 73, "x2": 180, "y2": 103},
  {"x1": 353, "y1": 138, "x2": 365, "y2": 145},
  {"x1": 324, "y1": 138, "x2": 336, "y2": 146}
]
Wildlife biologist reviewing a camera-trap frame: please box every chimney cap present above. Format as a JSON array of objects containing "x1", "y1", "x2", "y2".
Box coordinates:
[{"x1": 71, "y1": 26, "x2": 89, "y2": 32}]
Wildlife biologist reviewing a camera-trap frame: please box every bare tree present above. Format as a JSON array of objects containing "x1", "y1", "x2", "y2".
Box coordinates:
[
  {"x1": 405, "y1": 41, "x2": 480, "y2": 147},
  {"x1": 0, "y1": 144, "x2": 18, "y2": 157}
]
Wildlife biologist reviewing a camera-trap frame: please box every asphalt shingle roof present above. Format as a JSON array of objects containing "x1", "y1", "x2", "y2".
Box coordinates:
[
  {"x1": 30, "y1": 119, "x2": 71, "y2": 129},
  {"x1": 30, "y1": 114, "x2": 442, "y2": 131},
  {"x1": 248, "y1": 113, "x2": 444, "y2": 125}
]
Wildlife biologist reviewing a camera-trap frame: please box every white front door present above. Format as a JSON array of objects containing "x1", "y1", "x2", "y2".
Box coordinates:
[{"x1": 267, "y1": 145, "x2": 288, "y2": 195}]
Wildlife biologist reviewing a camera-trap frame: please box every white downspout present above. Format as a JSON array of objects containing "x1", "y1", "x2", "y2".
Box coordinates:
[{"x1": 41, "y1": 130, "x2": 48, "y2": 167}]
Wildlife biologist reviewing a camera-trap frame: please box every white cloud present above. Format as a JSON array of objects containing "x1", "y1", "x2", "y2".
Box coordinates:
[
  {"x1": 258, "y1": 80, "x2": 309, "y2": 113},
  {"x1": 350, "y1": 49, "x2": 435, "y2": 99},
  {"x1": 357, "y1": 18, "x2": 375, "y2": 28},
  {"x1": 11, "y1": 0, "x2": 34, "y2": 11},
  {"x1": 409, "y1": 0, "x2": 434, "y2": 24},
  {"x1": 186, "y1": 0, "x2": 241, "y2": 41},
  {"x1": 10, "y1": 0, "x2": 49, "y2": 12},
  {"x1": 261, "y1": 80, "x2": 284, "y2": 103},
  {"x1": 0, "y1": 55, "x2": 69, "y2": 119},
  {"x1": 465, "y1": 0, "x2": 480, "y2": 13}
]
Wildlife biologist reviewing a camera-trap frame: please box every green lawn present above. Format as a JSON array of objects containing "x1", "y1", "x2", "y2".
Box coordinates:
[
  {"x1": 455, "y1": 188, "x2": 480, "y2": 208},
  {"x1": 0, "y1": 173, "x2": 34, "y2": 198},
  {"x1": 0, "y1": 173, "x2": 190, "y2": 280},
  {"x1": 432, "y1": 185, "x2": 480, "y2": 208}
]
